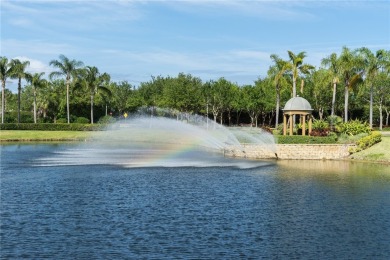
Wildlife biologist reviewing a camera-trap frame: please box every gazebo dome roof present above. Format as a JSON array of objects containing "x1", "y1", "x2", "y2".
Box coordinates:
[{"x1": 283, "y1": 96, "x2": 313, "y2": 112}]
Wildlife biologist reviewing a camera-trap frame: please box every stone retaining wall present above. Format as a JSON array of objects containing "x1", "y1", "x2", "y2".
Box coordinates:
[{"x1": 224, "y1": 144, "x2": 356, "y2": 160}]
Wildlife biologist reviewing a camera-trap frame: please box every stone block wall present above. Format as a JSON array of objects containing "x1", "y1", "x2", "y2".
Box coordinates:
[{"x1": 224, "y1": 144, "x2": 356, "y2": 160}]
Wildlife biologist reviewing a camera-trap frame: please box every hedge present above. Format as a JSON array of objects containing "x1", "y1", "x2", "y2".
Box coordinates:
[
  {"x1": 275, "y1": 135, "x2": 338, "y2": 144},
  {"x1": 350, "y1": 131, "x2": 382, "y2": 153},
  {"x1": 0, "y1": 123, "x2": 107, "y2": 131}
]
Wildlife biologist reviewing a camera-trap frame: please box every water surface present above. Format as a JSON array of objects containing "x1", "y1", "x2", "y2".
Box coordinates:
[{"x1": 1, "y1": 144, "x2": 389, "y2": 259}]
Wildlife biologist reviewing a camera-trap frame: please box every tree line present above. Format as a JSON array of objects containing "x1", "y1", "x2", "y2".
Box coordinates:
[{"x1": 1, "y1": 46, "x2": 389, "y2": 129}]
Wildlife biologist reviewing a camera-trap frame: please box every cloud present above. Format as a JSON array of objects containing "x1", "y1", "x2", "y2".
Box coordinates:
[{"x1": 13, "y1": 56, "x2": 54, "y2": 75}]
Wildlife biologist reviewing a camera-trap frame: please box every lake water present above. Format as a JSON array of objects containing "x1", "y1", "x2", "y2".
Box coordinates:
[{"x1": 1, "y1": 144, "x2": 389, "y2": 259}]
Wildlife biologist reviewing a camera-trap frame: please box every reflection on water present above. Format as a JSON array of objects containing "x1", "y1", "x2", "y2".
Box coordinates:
[{"x1": 1, "y1": 144, "x2": 389, "y2": 259}]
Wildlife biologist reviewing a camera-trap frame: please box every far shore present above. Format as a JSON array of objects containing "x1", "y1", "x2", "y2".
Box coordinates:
[{"x1": 1, "y1": 130, "x2": 389, "y2": 164}]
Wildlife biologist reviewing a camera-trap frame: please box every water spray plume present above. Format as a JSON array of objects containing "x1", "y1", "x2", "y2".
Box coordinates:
[{"x1": 37, "y1": 108, "x2": 276, "y2": 168}]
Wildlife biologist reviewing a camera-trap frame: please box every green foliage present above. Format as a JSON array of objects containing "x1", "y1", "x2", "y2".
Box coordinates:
[
  {"x1": 56, "y1": 118, "x2": 67, "y2": 123},
  {"x1": 98, "y1": 115, "x2": 116, "y2": 124},
  {"x1": 4, "y1": 111, "x2": 34, "y2": 123},
  {"x1": 0, "y1": 123, "x2": 105, "y2": 131},
  {"x1": 327, "y1": 115, "x2": 343, "y2": 131},
  {"x1": 276, "y1": 135, "x2": 337, "y2": 144},
  {"x1": 312, "y1": 119, "x2": 329, "y2": 130},
  {"x1": 74, "y1": 117, "x2": 90, "y2": 124},
  {"x1": 337, "y1": 133, "x2": 368, "y2": 144},
  {"x1": 339, "y1": 119, "x2": 371, "y2": 136},
  {"x1": 349, "y1": 131, "x2": 382, "y2": 153}
]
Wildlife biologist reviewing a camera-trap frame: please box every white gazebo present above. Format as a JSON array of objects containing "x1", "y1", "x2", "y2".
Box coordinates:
[{"x1": 282, "y1": 96, "x2": 313, "y2": 136}]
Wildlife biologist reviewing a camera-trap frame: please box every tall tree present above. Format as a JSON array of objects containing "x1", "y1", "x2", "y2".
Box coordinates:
[
  {"x1": 321, "y1": 53, "x2": 341, "y2": 116},
  {"x1": 269, "y1": 54, "x2": 289, "y2": 128},
  {"x1": 26, "y1": 72, "x2": 46, "y2": 123},
  {"x1": 9, "y1": 59, "x2": 30, "y2": 123},
  {"x1": 358, "y1": 48, "x2": 389, "y2": 128},
  {"x1": 286, "y1": 51, "x2": 314, "y2": 98},
  {"x1": 78, "y1": 66, "x2": 111, "y2": 124},
  {"x1": 49, "y1": 54, "x2": 84, "y2": 123},
  {"x1": 0, "y1": 57, "x2": 13, "y2": 123},
  {"x1": 338, "y1": 47, "x2": 364, "y2": 122}
]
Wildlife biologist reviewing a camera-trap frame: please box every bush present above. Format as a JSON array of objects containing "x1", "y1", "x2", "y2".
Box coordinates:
[
  {"x1": 0, "y1": 123, "x2": 106, "y2": 131},
  {"x1": 339, "y1": 119, "x2": 371, "y2": 136},
  {"x1": 98, "y1": 115, "x2": 116, "y2": 124},
  {"x1": 276, "y1": 135, "x2": 337, "y2": 144},
  {"x1": 74, "y1": 117, "x2": 90, "y2": 124},
  {"x1": 337, "y1": 133, "x2": 369, "y2": 144},
  {"x1": 56, "y1": 118, "x2": 67, "y2": 123},
  {"x1": 350, "y1": 131, "x2": 382, "y2": 153},
  {"x1": 327, "y1": 115, "x2": 343, "y2": 132}
]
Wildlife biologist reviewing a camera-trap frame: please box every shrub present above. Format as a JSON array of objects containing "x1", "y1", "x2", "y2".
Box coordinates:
[
  {"x1": 0, "y1": 123, "x2": 106, "y2": 131},
  {"x1": 339, "y1": 119, "x2": 371, "y2": 136},
  {"x1": 56, "y1": 118, "x2": 67, "y2": 123},
  {"x1": 338, "y1": 132, "x2": 368, "y2": 144},
  {"x1": 327, "y1": 115, "x2": 343, "y2": 132},
  {"x1": 349, "y1": 131, "x2": 382, "y2": 153},
  {"x1": 309, "y1": 119, "x2": 330, "y2": 136},
  {"x1": 74, "y1": 117, "x2": 90, "y2": 124},
  {"x1": 98, "y1": 115, "x2": 116, "y2": 124},
  {"x1": 276, "y1": 135, "x2": 337, "y2": 144}
]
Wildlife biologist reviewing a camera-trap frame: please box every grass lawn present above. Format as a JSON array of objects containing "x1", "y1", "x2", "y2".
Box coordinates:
[
  {"x1": 350, "y1": 136, "x2": 390, "y2": 163},
  {"x1": 0, "y1": 130, "x2": 96, "y2": 141}
]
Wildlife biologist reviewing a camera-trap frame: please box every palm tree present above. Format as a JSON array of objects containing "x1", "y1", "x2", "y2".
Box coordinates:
[
  {"x1": 26, "y1": 72, "x2": 46, "y2": 123},
  {"x1": 269, "y1": 54, "x2": 289, "y2": 128},
  {"x1": 9, "y1": 59, "x2": 30, "y2": 123},
  {"x1": 338, "y1": 47, "x2": 364, "y2": 122},
  {"x1": 286, "y1": 51, "x2": 315, "y2": 97},
  {"x1": 321, "y1": 53, "x2": 340, "y2": 116},
  {"x1": 78, "y1": 66, "x2": 111, "y2": 124},
  {"x1": 49, "y1": 54, "x2": 84, "y2": 123},
  {"x1": 0, "y1": 56, "x2": 13, "y2": 123},
  {"x1": 358, "y1": 48, "x2": 389, "y2": 128}
]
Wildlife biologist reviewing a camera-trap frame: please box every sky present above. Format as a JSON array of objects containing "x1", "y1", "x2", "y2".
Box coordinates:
[{"x1": 1, "y1": 0, "x2": 389, "y2": 92}]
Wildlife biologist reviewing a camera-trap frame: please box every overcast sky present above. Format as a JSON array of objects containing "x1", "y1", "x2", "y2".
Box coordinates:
[{"x1": 1, "y1": 0, "x2": 389, "y2": 92}]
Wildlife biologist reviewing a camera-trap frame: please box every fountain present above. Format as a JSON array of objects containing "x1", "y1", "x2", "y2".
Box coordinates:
[{"x1": 37, "y1": 108, "x2": 276, "y2": 168}]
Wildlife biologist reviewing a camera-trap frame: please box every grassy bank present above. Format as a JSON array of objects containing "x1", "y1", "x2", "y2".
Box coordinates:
[
  {"x1": 0, "y1": 130, "x2": 95, "y2": 141},
  {"x1": 349, "y1": 136, "x2": 390, "y2": 163}
]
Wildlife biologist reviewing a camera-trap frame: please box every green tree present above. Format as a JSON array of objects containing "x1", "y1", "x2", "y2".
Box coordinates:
[
  {"x1": 25, "y1": 72, "x2": 47, "y2": 123},
  {"x1": 358, "y1": 48, "x2": 389, "y2": 128},
  {"x1": 77, "y1": 66, "x2": 111, "y2": 124},
  {"x1": 9, "y1": 59, "x2": 30, "y2": 123},
  {"x1": 286, "y1": 51, "x2": 314, "y2": 98},
  {"x1": 321, "y1": 52, "x2": 341, "y2": 116},
  {"x1": 338, "y1": 47, "x2": 364, "y2": 122},
  {"x1": 269, "y1": 54, "x2": 289, "y2": 128},
  {"x1": 49, "y1": 54, "x2": 84, "y2": 123},
  {"x1": 0, "y1": 57, "x2": 14, "y2": 123}
]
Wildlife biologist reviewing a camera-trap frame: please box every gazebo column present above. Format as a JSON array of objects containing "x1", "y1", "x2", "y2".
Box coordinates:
[
  {"x1": 283, "y1": 114, "x2": 287, "y2": 135},
  {"x1": 302, "y1": 114, "x2": 306, "y2": 136},
  {"x1": 289, "y1": 114, "x2": 293, "y2": 136},
  {"x1": 308, "y1": 115, "x2": 312, "y2": 135}
]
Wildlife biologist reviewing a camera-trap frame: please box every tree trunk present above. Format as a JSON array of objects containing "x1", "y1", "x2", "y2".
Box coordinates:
[
  {"x1": 91, "y1": 93, "x2": 94, "y2": 124},
  {"x1": 33, "y1": 89, "x2": 37, "y2": 123},
  {"x1": 18, "y1": 78, "x2": 21, "y2": 123},
  {"x1": 369, "y1": 84, "x2": 373, "y2": 129},
  {"x1": 319, "y1": 107, "x2": 324, "y2": 120},
  {"x1": 385, "y1": 107, "x2": 389, "y2": 126},
  {"x1": 275, "y1": 87, "x2": 280, "y2": 128},
  {"x1": 292, "y1": 76, "x2": 297, "y2": 98},
  {"x1": 331, "y1": 81, "x2": 337, "y2": 116},
  {"x1": 66, "y1": 79, "x2": 70, "y2": 124},
  {"x1": 379, "y1": 102, "x2": 383, "y2": 130},
  {"x1": 1, "y1": 80, "x2": 5, "y2": 124},
  {"x1": 344, "y1": 84, "x2": 349, "y2": 122}
]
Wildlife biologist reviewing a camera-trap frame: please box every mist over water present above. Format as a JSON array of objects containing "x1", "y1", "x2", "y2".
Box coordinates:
[{"x1": 36, "y1": 109, "x2": 276, "y2": 168}]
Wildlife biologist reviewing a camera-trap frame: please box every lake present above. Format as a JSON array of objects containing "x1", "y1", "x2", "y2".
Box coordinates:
[{"x1": 1, "y1": 144, "x2": 389, "y2": 259}]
